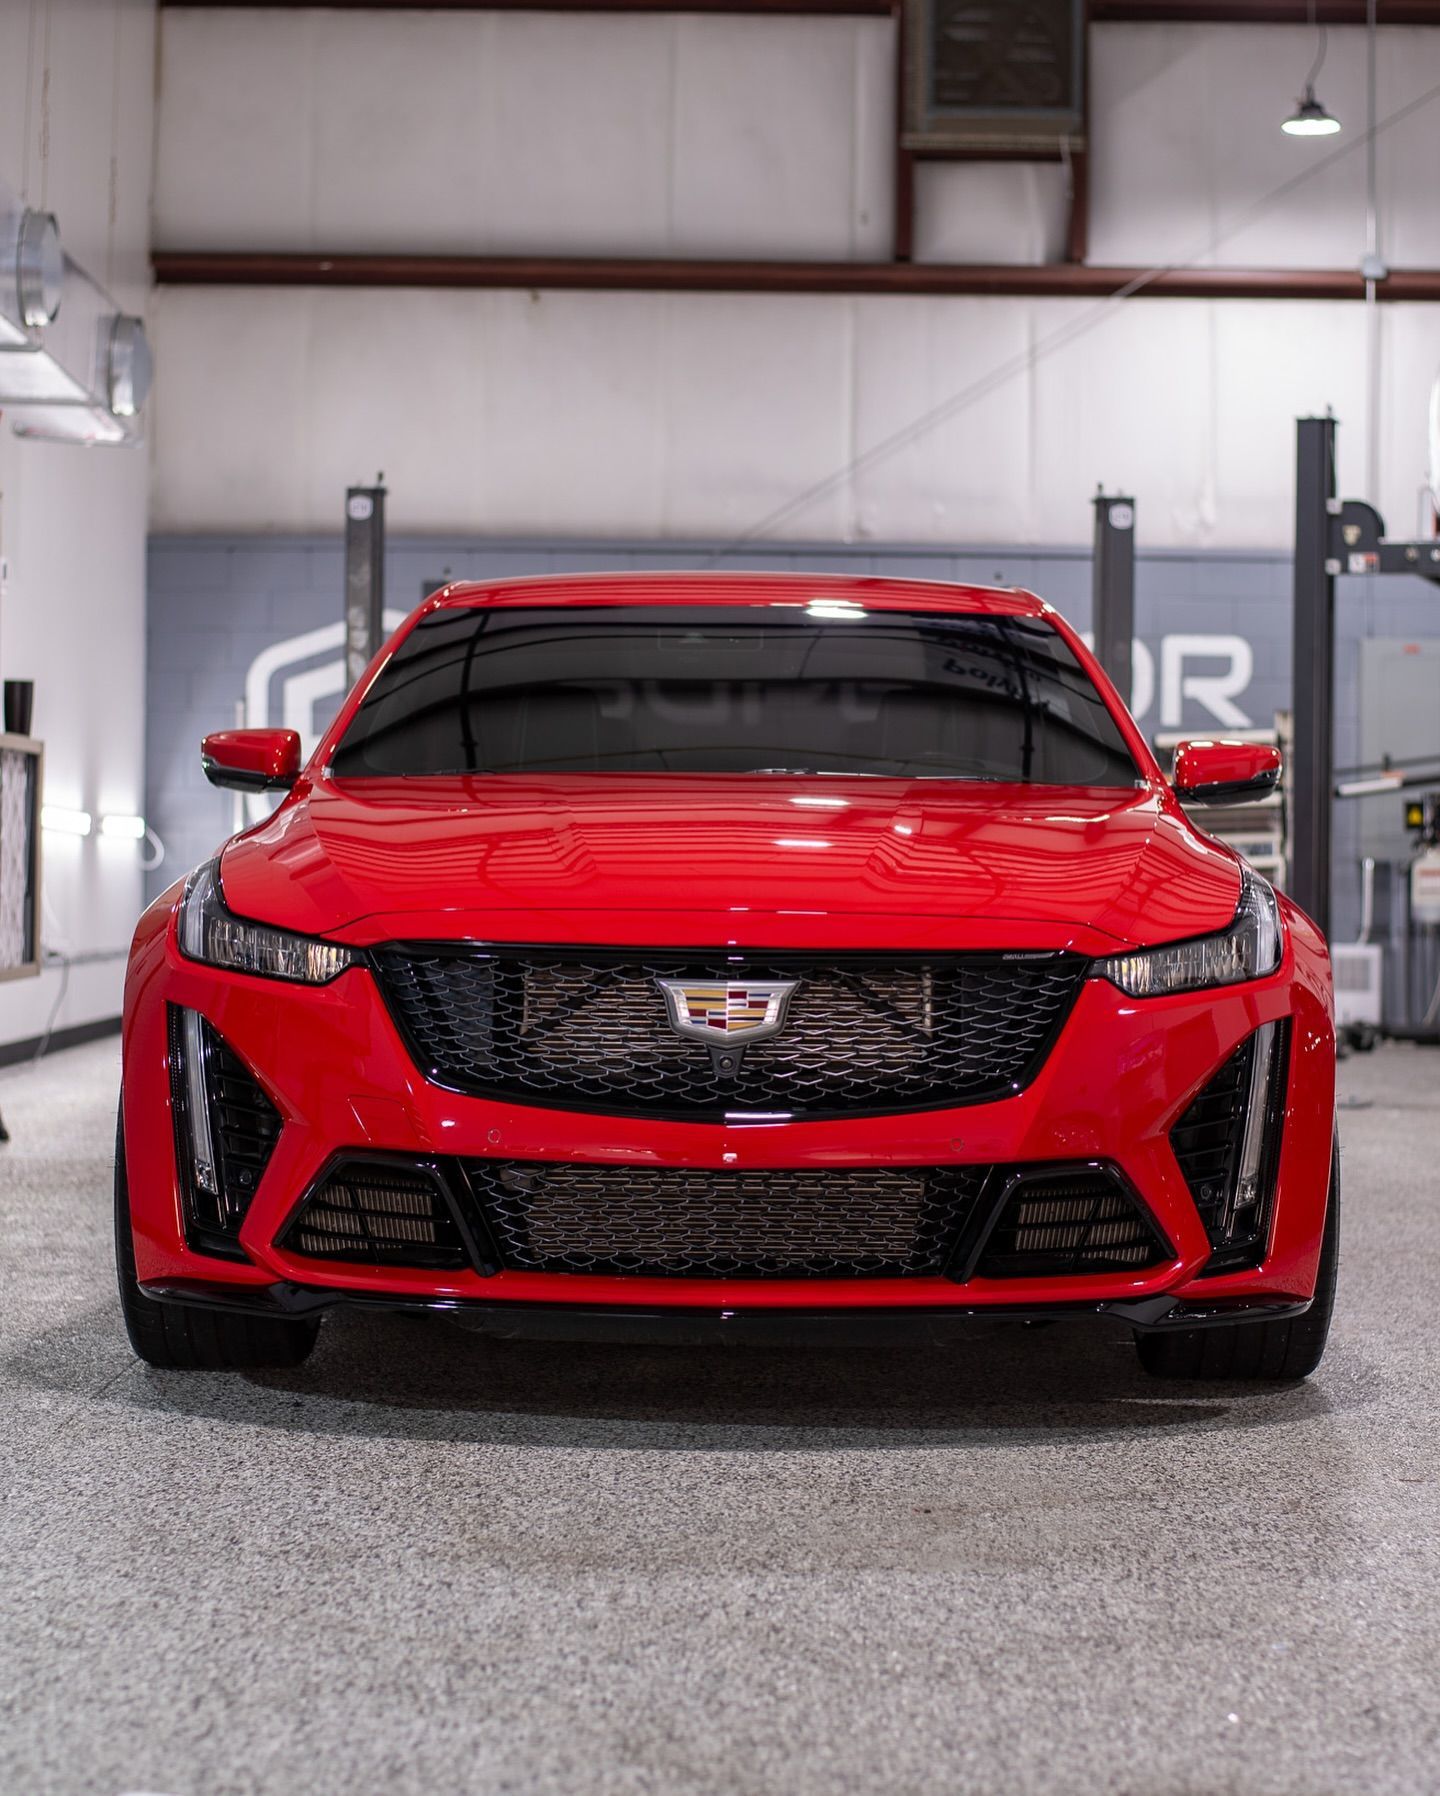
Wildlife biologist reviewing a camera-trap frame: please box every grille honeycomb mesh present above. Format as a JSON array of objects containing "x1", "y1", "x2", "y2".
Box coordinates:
[
  {"x1": 463, "y1": 1160, "x2": 991, "y2": 1279},
  {"x1": 375, "y1": 948, "x2": 1086, "y2": 1118}
]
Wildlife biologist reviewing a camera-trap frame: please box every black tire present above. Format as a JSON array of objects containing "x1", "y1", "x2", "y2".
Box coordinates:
[
  {"x1": 1135, "y1": 1132, "x2": 1340, "y2": 1382},
  {"x1": 114, "y1": 1099, "x2": 320, "y2": 1370}
]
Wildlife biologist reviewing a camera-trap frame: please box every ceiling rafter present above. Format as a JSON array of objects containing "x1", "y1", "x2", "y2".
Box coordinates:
[
  {"x1": 151, "y1": 252, "x2": 1440, "y2": 300},
  {"x1": 158, "y1": 1, "x2": 1440, "y2": 16}
]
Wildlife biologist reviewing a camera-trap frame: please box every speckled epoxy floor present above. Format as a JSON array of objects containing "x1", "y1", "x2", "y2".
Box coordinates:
[{"x1": 1, "y1": 1037, "x2": 1437, "y2": 1796}]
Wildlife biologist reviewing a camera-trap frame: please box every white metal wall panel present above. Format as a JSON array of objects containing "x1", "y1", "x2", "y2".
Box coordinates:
[
  {"x1": 1374, "y1": 30, "x2": 1440, "y2": 269},
  {"x1": 658, "y1": 293, "x2": 855, "y2": 537},
  {"x1": 912, "y1": 164, "x2": 1070, "y2": 266},
  {"x1": 847, "y1": 295, "x2": 1034, "y2": 544},
  {"x1": 148, "y1": 285, "x2": 1432, "y2": 550},
  {"x1": 1089, "y1": 22, "x2": 1440, "y2": 272},
  {"x1": 154, "y1": 7, "x2": 895, "y2": 260},
  {"x1": 1378, "y1": 303, "x2": 1440, "y2": 536},
  {"x1": 0, "y1": 0, "x2": 156, "y2": 1045}
]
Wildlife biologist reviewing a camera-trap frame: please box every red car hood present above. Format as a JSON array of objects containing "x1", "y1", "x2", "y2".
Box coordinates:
[{"x1": 217, "y1": 775, "x2": 1241, "y2": 953}]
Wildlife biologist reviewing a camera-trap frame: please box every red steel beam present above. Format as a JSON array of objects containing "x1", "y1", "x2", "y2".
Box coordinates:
[
  {"x1": 158, "y1": 0, "x2": 897, "y2": 11},
  {"x1": 1092, "y1": 1, "x2": 1440, "y2": 19},
  {"x1": 150, "y1": 251, "x2": 1440, "y2": 299},
  {"x1": 160, "y1": 0, "x2": 1440, "y2": 13}
]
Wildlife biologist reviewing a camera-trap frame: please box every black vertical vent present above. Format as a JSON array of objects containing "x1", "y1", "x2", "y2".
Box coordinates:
[
  {"x1": 1170, "y1": 1024, "x2": 1289, "y2": 1276},
  {"x1": 168, "y1": 1006, "x2": 282, "y2": 1260}
]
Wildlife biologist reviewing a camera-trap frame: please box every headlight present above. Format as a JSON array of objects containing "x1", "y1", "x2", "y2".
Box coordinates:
[
  {"x1": 1097, "y1": 868, "x2": 1281, "y2": 998},
  {"x1": 178, "y1": 860, "x2": 360, "y2": 985}
]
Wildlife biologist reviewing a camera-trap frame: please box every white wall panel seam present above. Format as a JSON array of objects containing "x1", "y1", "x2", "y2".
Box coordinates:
[{"x1": 148, "y1": 285, "x2": 1436, "y2": 550}]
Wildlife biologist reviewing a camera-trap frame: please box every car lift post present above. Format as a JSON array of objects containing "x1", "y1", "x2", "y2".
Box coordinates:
[
  {"x1": 344, "y1": 479, "x2": 387, "y2": 690},
  {"x1": 1092, "y1": 491, "x2": 1136, "y2": 705},
  {"x1": 1291, "y1": 418, "x2": 1337, "y2": 938},
  {"x1": 1289, "y1": 414, "x2": 1440, "y2": 942}
]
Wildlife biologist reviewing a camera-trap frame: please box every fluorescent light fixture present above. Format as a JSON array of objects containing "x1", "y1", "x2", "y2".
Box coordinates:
[
  {"x1": 1282, "y1": 88, "x2": 1341, "y2": 135},
  {"x1": 789, "y1": 796, "x2": 847, "y2": 808},
  {"x1": 100, "y1": 812, "x2": 146, "y2": 839},
  {"x1": 774, "y1": 837, "x2": 831, "y2": 849},
  {"x1": 1336, "y1": 774, "x2": 1403, "y2": 797},
  {"x1": 41, "y1": 804, "x2": 93, "y2": 836}
]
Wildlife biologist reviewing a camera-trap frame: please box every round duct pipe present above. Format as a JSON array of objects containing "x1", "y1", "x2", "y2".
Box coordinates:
[
  {"x1": 16, "y1": 210, "x2": 63, "y2": 328},
  {"x1": 108, "y1": 316, "x2": 153, "y2": 418}
]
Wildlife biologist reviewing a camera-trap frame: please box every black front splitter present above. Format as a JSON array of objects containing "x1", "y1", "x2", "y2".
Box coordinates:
[{"x1": 139, "y1": 1278, "x2": 1312, "y2": 1346}]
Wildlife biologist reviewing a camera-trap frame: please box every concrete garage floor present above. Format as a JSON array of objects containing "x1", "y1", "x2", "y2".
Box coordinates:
[{"x1": 1, "y1": 1041, "x2": 1437, "y2": 1796}]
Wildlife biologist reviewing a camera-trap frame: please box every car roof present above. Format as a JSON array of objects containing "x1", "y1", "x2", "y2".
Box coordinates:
[{"x1": 426, "y1": 571, "x2": 1050, "y2": 619}]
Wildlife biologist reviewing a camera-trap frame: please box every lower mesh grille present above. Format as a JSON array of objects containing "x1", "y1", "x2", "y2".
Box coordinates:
[
  {"x1": 974, "y1": 1167, "x2": 1171, "y2": 1279},
  {"x1": 281, "y1": 1162, "x2": 469, "y2": 1269},
  {"x1": 463, "y1": 1160, "x2": 990, "y2": 1279}
]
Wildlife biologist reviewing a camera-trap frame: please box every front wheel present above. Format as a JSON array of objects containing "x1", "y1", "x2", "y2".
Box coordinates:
[
  {"x1": 114, "y1": 1099, "x2": 320, "y2": 1370},
  {"x1": 1135, "y1": 1133, "x2": 1339, "y2": 1382}
]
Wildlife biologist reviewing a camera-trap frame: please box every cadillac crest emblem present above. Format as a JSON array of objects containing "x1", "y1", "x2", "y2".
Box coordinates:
[{"x1": 655, "y1": 978, "x2": 799, "y2": 1077}]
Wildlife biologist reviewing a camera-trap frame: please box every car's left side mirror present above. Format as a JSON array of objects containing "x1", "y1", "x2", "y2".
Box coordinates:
[
  {"x1": 1172, "y1": 739, "x2": 1282, "y2": 805},
  {"x1": 201, "y1": 728, "x2": 302, "y2": 794}
]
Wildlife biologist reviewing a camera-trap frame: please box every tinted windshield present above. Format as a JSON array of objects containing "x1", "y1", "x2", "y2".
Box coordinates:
[{"x1": 331, "y1": 604, "x2": 1139, "y2": 785}]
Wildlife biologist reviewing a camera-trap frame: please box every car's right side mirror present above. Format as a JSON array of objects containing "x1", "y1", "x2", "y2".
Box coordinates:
[
  {"x1": 1172, "y1": 739, "x2": 1283, "y2": 806},
  {"x1": 201, "y1": 728, "x2": 302, "y2": 794}
]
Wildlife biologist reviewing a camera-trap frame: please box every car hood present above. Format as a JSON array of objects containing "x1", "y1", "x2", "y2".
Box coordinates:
[{"x1": 216, "y1": 775, "x2": 1241, "y2": 953}]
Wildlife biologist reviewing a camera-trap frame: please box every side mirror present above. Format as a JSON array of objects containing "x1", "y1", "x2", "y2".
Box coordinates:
[
  {"x1": 201, "y1": 728, "x2": 301, "y2": 794},
  {"x1": 1173, "y1": 738, "x2": 1282, "y2": 805}
]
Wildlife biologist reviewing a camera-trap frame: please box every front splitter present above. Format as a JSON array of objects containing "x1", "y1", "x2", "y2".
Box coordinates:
[{"x1": 140, "y1": 1278, "x2": 1311, "y2": 1346}]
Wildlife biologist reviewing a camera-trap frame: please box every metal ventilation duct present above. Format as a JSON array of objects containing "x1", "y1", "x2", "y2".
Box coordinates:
[{"x1": 0, "y1": 178, "x2": 152, "y2": 447}]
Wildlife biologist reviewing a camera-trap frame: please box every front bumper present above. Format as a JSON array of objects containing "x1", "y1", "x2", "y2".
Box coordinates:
[{"x1": 121, "y1": 888, "x2": 1336, "y2": 1322}]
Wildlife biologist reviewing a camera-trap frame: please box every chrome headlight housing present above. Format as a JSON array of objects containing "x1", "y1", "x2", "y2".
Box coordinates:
[
  {"x1": 178, "y1": 860, "x2": 360, "y2": 985},
  {"x1": 1097, "y1": 868, "x2": 1282, "y2": 998}
]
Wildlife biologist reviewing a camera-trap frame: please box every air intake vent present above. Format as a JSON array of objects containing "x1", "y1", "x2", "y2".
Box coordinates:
[
  {"x1": 464, "y1": 1160, "x2": 991, "y2": 1280},
  {"x1": 281, "y1": 1161, "x2": 470, "y2": 1270},
  {"x1": 168, "y1": 1006, "x2": 282, "y2": 1260},
  {"x1": 1171, "y1": 1023, "x2": 1288, "y2": 1275},
  {"x1": 972, "y1": 1166, "x2": 1171, "y2": 1279}
]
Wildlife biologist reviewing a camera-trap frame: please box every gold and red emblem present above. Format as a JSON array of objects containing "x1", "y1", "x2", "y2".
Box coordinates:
[{"x1": 655, "y1": 979, "x2": 798, "y2": 1045}]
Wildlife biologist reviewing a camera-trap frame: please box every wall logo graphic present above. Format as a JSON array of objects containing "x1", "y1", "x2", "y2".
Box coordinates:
[
  {"x1": 241, "y1": 611, "x2": 405, "y2": 820},
  {"x1": 1077, "y1": 633, "x2": 1254, "y2": 730}
]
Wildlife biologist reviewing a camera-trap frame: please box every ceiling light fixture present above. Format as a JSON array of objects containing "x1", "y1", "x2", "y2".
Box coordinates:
[{"x1": 1283, "y1": 2, "x2": 1341, "y2": 136}]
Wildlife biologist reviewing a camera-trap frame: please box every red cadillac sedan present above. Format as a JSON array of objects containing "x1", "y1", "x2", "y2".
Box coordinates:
[{"x1": 115, "y1": 574, "x2": 1337, "y2": 1379}]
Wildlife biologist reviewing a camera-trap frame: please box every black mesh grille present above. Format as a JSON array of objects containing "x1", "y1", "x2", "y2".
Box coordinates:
[
  {"x1": 168, "y1": 1006, "x2": 282, "y2": 1258},
  {"x1": 1171, "y1": 1025, "x2": 1288, "y2": 1274},
  {"x1": 281, "y1": 1161, "x2": 469, "y2": 1269},
  {"x1": 374, "y1": 947, "x2": 1087, "y2": 1119},
  {"x1": 463, "y1": 1160, "x2": 991, "y2": 1279},
  {"x1": 207, "y1": 1032, "x2": 282, "y2": 1211},
  {"x1": 974, "y1": 1167, "x2": 1171, "y2": 1279}
]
